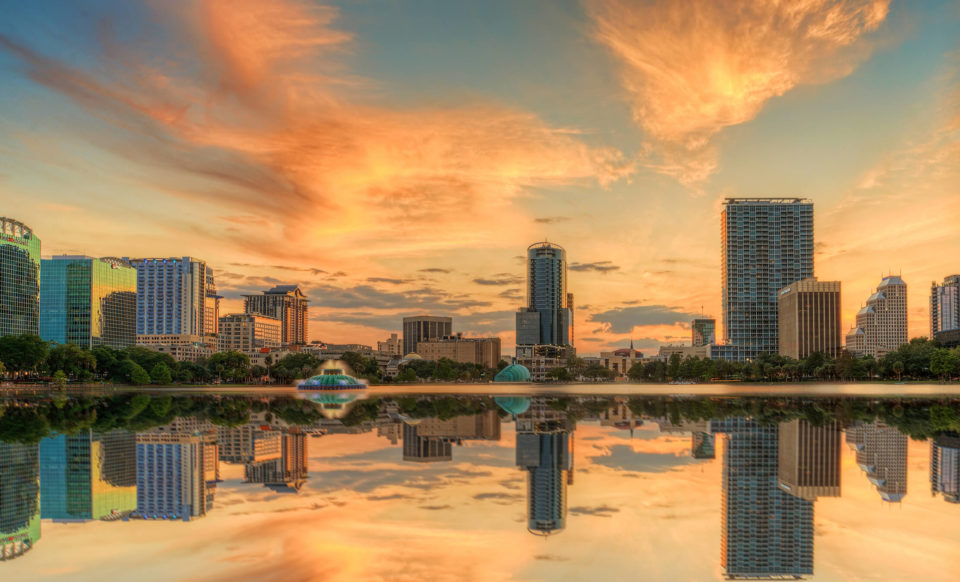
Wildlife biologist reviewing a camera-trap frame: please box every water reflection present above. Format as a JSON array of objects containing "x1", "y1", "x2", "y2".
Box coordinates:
[{"x1": 0, "y1": 392, "x2": 959, "y2": 580}]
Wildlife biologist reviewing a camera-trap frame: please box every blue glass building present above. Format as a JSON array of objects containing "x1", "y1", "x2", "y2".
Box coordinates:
[
  {"x1": 516, "y1": 242, "x2": 571, "y2": 347},
  {"x1": 721, "y1": 199, "x2": 814, "y2": 361},
  {"x1": 126, "y1": 257, "x2": 219, "y2": 337},
  {"x1": 39, "y1": 430, "x2": 137, "y2": 521},
  {"x1": 39, "y1": 256, "x2": 137, "y2": 349},
  {"x1": 0, "y1": 217, "x2": 41, "y2": 336}
]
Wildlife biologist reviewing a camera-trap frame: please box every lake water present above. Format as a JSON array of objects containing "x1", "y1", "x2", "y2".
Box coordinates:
[{"x1": 1, "y1": 385, "x2": 959, "y2": 581}]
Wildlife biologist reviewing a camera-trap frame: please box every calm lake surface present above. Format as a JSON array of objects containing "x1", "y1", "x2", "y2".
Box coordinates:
[{"x1": 2, "y1": 384, "x2": 959, "y2": 581}]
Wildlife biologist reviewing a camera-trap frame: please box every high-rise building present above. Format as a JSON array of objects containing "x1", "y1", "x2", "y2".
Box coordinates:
[
  {"x1": 416, "y1": 334, "x2": 502, "y2": 369},
  {"x1": 243, "y1": 285, "x2": 309, "y2": 346},
  {"x1": 930, "y1": 434, "x2": 960, "y2": 503},
  {"x1": 930, "y1": 275, "x2": 960, "y2": 338},
  {"x1": 402, "y1": 315, "x2": 452, "y2": 356},
  {"x1": 845, "y1": 276, "x2": 908, "y2": 357},
  {"x1": 777, "y1": 420, "x2": 841, "y2": 501},
  {"x1": 404, "y1": 410, "x2": 502, "y2": 442},
  {"x1": 401, "y1": 422, "x2": 453, "y2": 462},
  {"x1": 0, "y1": 217, "x2": 41, "y2": 336},
  {"x1": 0, "y1": 442, "x2": 40, "y2": 561},
  {"x1": 777, "y1": 278, "x2": 842, "y2": 359},
  {"x1": 134, "y1": 431, "x2": 218, "y2": 520},
  {"x1": 691, "y1": 317, "x2": 716, "y2": 347},
  {"x1": 721, "y1": 198, "x2": 814, "y2": 361},
  {"x1": 713, "y1": 417, "x2": 814, "y2": 579},
  {"x1": 846, "y1": 421, "x2": 908, "y2": 502},
  {"x1": 516, "y1": 400, "x2": 572, "y2": 536},
  {"x1": 39, "y1": 256, "x2": 137, "y2": 349},
  {"x1": 692, "y1": 432, "x2": 716, "y2": 459},
  {"x1": 39, "y1": 430, "x2": 137, "y2": 520},
  {"x1": 516, "y1": 242, "x2": 572, "y2": 350},
  {"x1": 217, "y1": 313, "x2": 282, "y2": 352},
  {"x1": 127, "y1": 257, "x2": 219, "y2": 338}
]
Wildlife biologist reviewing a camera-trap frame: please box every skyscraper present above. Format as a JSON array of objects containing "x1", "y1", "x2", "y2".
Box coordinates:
[
  {"x1": 0, "y1": 217, "x2": 41, "y2": 336},
  {"x1": 691, "y1": 317, "x2": 716, "y2": 347},
  {"x1": 516, "y1": 400, "x2": 572, "y2": 536},
  {"x1": 135, "y1": 431, "x2": 218, "y2": 520},
  {"x1": 0, "y1": 442, "x2": 41, "y2": 561},
  {"x1": 402, "y1": 315, "x2": 452, "y2": 356},
  {"x1": 243, "y1": 285, "x2": 309, "y2": 346},
  {"x1": 39, "y1": 430, "x2": 137, "y2": 520},
  {"x1": 516, "y1": 242, "x2": 572, "y2": 349},
  {"x1": 846, "y1": 421, "x2": 908, "y2": 502},
  {"x1": 39, "y1": 256, "x2": 137, "y2": 349},
  {"x1": 777, "y1": 420, "x2": 842, "y2": 501},
  {"x1": 930, "y1": 275, "x2": 960, "y2": 338},
  {"x1": 721, "y1": 198, "x2": 814, "y2": 361},
  {"x1": 845, "y1": 276, "x2": 908, "y2": 357},
  {"x1": 777, "y1": 278, "x2": 842, "y2": 359},
  {"x1": 713, "y1": 418, "x2": 814, "y2": 578},
  {"x1": 126, "y1": 257, "x2": 219, "y2": 338},
  {"x1": 930, "y1": 434, "x2": 960, "y2": 503}
]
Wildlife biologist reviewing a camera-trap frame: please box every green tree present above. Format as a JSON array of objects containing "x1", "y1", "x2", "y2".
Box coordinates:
[
  {"x1": 52, "y1": 370, "x2": 68, "y2": 388},
  {"x1": 396, "y1": 367, "x2": 418, "y2": 382},
  {"x1": 129, "y1": 362, "x2": 151, "y2": 385},
  {"x1": 45, "y1": 343, "x2": 97, "y2": 381},
  {"x1": 892, "y1": 360, "x2": 905, "y2": 381},
  {"x1": 546, "y1": 367, "x2": 572, "y2": 382},
  {"x1": 207, "y1": 351, "x2": 251, "y2": 383},
  {"x1": 0, "y1": 359, "x2": 6, "y2": 378},
  {"x1": 0, "y1": 334, "x2": 49, "y2": 375},
  {"x1": 150, "y1": 363, "x2": 173, "y2": 385},
  {"x1": 666, "y1": 353, "x2": 682, "y2": 379}
]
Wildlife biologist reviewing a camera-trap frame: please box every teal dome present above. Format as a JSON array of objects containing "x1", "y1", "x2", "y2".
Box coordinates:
[
  {"x1": 298, "y1": 369, "x2": 365, "y2": 390},
  {"x1": 494, "y1": 396, "x2": 531, "y2": 416},
  {"x1": 494, "y1": 364, "x2": 531, "y2": 383}
]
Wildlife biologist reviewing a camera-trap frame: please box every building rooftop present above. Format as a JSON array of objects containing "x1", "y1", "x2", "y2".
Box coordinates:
[{"x1": 723, "y1": 197, "x2": 812, "y2": 205}]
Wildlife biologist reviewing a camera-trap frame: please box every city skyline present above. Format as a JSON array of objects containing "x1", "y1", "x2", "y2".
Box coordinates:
[{"x1": 1, "y1": 1, "x2": 958, "y2": 354}]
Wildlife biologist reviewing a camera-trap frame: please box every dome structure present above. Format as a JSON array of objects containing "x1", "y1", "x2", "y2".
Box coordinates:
[
  {"x1": 298, "y1": 368, "x2": 365, "y2": 390},
  {"x1": 400, "y1": 353, "x2": 423, "y2": 365},
  {"x1": 302, "y1": 392, "x2": 363, "y2": 419},
  {"x1": 494, "y1": 364, "x2": 531, "y2": 383},
  {"x1": 494, "y1": 396, "x2": 531, "y2": 416}
]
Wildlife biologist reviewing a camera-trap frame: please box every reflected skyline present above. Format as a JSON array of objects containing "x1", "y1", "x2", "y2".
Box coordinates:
[{"x1": 0, "y1": 391, "x2": 957, "y2": 579}]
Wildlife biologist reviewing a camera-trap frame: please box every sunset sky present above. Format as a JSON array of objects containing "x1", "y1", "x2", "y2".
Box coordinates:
[{"x1": 1, "y1": 0, "x2": 958, "y2": 354}]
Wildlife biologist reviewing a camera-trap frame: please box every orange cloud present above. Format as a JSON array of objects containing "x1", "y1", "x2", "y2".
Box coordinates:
[{"x1": 585, "y1": 0, "x2": 890, "y2": 183}]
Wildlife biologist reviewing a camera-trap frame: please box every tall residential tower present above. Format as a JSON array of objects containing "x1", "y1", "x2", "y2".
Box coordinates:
[
  {"x1": 243, "y1": 285, "x2": 309, "y2": 346},
  {"x1": 127, "y1": 257, "x2": 219, "y2": 339},
  {"x1": 845, "y1": 276, "x2": 908, "y2": 357},
  {"x1": 721, "y1": 199, "x2": 814, "y2": 361},
  {"x1": 0, "y1": 217, "x2": 41, "y2": 336}
]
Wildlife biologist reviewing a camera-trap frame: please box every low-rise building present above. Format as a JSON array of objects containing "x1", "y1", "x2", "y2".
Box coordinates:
[
  {"x1": 416, "y1": 334, "x2": 502, "y2": 369},
  {"x1": 217, "y1": 313, "x2": 282, "y2": 352},
  {"x1": 136, "y1": 334, "x2": 215, "y2": 362}
]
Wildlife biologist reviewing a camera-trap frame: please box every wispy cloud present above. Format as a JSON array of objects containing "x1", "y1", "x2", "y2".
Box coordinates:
[
  {"x1": 569, "y1": 260, "x2": 619, "y2": 273},
  {"x1": 585, "y1": 0, "x2": 890, "y2": 184}
]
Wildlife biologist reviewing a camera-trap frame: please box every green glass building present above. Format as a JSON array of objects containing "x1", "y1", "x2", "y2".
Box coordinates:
[
  {"x1": 40, "y1": 256, "x2": 137, "y2": 349},
  {"x1": 0, "y1": 442, "x2": 41, "y2": 561},
  {"x1": 39, "y1": 430, "x2": 137, "y2": 521},
  {"x1": 0, "y1": 217, "x2": 41, "y2": 336}
]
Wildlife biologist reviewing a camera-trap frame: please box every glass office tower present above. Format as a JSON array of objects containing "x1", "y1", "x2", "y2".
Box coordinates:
[
  {"x1": 40, "y1": 256, "x2": 137, "y2": 348},
  {"x1": 0, "y1": 217, "x2": 41, "y2": 336},
  {"x1": 721, "y1": 199, "x2": 814, "y2": 360},
  {"x1": 516, "y1": 242, "x2": 571, "y2": 347},
  {"x1": 0, "y1": 442, "x2": 41, "y2": 560}
]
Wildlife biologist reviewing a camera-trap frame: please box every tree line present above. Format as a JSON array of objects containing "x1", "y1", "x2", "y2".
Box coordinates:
[{"x1": 627, "y1": 338, "x2": 960, "y2": 383}]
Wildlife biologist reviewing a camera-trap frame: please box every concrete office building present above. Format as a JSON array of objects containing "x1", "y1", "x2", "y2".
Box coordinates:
[
  {"x1": 0, "y1": 217, "x2": 41, "y2": 336},
  {"x1": 127, "y1": 257, "x2": 220, "y2": 338},
  {"x1": 846, "y1": 421, "x2": 908, "y2": 502},
  {"x1": 134, "y1": 431, "x2": 218, "y2": 521},
  {"x1": 402, "y1": 315, "x2": 452, "y2": 356},
  {"x1": 845, "y1": 276, "x2": 908, "y2": 357},
  {"x1": 721, "y1": 198, "x2": 814, "y2": 361},
  {"x1": 691, "y1": 317, "x2": 716, "y2": 347},
  {"x1": 401, "y1": 422, "x2": 453, "y2": 463},
  {"x1": 217, "y1": 424, "x2": 282, "y2": 464},
  {"x1": 217, "y1": 313, "x2": 282, "y2": 352},
  {"x1": 39, "y1": 430, "x2": 136, "y2": 521},
  {"x1": 777, "y1": 278, "x2": 842, "y2": 359},
  {"x1": 377, "y1": 333, "x2": 401, "y2": 356},
  {"x1": 243, "y1": 285, "x2": 309, "y2": 346},
  {"x1": 40, "y1": 256, "x2": 137, "y2": 349},
  {"x1": 416, "y1": 334, "x2": 502, "y2": 369},
  {"x1": 136, "y1": 334, "x2": 215, "y2": 362},
  {"x1": 930, "y1": 275, "x2": 960, "y2": 338},
  {"x1": 777, "y1": 420, "x2": 842, "y2": 501}
]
